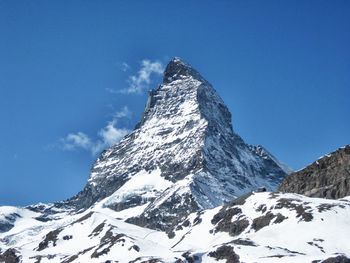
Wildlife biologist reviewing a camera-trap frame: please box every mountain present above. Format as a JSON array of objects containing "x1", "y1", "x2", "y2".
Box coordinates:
[
  {"x1": 64, "y1": 57, "x2": 288, "y2": 230},
  {"x1": 2, "y1": 57, "x2": 349, "y2": 263},
  {"x1": 279, "y1": 145, "x2": 350, "y2": 199}
]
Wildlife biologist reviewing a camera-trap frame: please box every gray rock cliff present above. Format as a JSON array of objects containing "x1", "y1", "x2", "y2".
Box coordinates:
[{"x1": 279, "y1": 145, "x2": 350, "y2": 199}]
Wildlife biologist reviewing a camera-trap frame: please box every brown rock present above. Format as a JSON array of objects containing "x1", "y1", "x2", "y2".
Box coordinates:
[
  {"x1": 0, "y1": 248, "x2": 21, "y2": 263},
  {"x1": 278, "y1": 145, "x2": 350, "y2": 199},
  {"x1": 208, "y1": 245, "x2": 240, "y2": 263}
]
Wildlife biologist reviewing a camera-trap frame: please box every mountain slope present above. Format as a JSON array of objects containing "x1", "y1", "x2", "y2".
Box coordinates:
[
  {"x1": 1, "y1": 192, "x2": 350, "y2": 262},
  {"x1": 248, "y1": 145, "x2": 294, "y2": 175},
  {"x1": 66, "y1": 57, "x2": 288, "y2": 230},
  {"x1": 279, "y1": 145, "x2": 350, "y2": 199}
]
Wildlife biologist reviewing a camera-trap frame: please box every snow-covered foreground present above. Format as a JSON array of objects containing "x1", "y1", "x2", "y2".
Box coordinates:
[{"x1": 1, "y1": 192, "x2": 350, "y2": 263}]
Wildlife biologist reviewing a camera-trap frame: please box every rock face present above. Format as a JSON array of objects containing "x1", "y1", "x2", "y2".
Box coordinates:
[
  {"x1": 66, "y1": 57, "x2": 288, "y2": 230},
  {"x1": 278, "y1": 145, "x2": 350, "y2": 199},
  {"x1": 248, "y1": 145, "x2": 294, "y2": 175}
]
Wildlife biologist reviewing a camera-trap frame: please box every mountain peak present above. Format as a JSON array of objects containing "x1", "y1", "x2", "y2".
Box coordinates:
[
  {"x1": 67, "y1": 58, "x2": 288, "y2": 231},
  {"x1": 163, "y1": 57, "x2": 205, "y2": 84}
]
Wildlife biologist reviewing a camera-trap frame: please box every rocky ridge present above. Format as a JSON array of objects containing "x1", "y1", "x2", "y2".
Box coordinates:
[{"x1": 279, "y1": 145, "x2": 350, "y2": 199}]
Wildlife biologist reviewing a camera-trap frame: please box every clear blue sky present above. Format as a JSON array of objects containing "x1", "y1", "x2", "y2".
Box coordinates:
[{"x1": 1, "y1": 1, "x2": 349, "y2": 206}]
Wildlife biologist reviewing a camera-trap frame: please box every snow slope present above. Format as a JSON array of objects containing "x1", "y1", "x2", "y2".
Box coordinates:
[{"x1": 1, "y1": 192, "x2": 350, "y2": 262}]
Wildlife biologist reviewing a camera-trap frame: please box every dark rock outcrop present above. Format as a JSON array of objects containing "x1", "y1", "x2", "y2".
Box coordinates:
[
  {"x1": 0, "y1": 248, "x2": 21, "y2": 263},
  {"x1": 320, "y1": 255, "x2": 350, "y2": 263},
  {"x1": 0, "y1": 213, "x2": 20, "y2": 234},
  {"x1": 279, "y1": 145, "x2": 350, "y2": 199},
  {"x1": 208, "y1": 245, "x2": 240, "y2": 263}
]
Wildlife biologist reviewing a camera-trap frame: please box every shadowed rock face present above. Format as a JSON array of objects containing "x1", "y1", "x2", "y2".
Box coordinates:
[
  {"x1": 279, "y1": 145, "x2": 350, "y2": 199},
  {"x1": 320, "y1": 255, "x2": 350, "y2": 263}
]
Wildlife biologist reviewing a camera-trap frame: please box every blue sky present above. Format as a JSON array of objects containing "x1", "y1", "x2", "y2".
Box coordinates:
[{"x1": 0, "y1": 0, "x2": 349, "y2": 206}]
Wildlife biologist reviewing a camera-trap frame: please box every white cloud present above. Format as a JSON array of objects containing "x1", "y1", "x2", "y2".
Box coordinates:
[
  {"x1": 92, "y1": 119, "x2": 129, "y2": 155},
  {"x1": 121, "y1": 62, "x2": 130, "y2": 72},
  {"x1": 61, "y1": 132, "x2": 92, "y2": 151},
  {"x1": 120, "y1": 59, "x2": 163, "y2": 94},
  {"x1": 113, "y1": 106, "x2": 131, "y2": 118},
  {"x1": 60, "y1": 107, "x2": 131, "y2": 155},
  {"x1": 105, "y1": 88, "x2": 119, "y2": 94}
]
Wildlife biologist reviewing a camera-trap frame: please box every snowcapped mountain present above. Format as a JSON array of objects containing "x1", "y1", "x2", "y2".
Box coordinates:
[
  {"x1": 65, "y1": 57, "x2": 288, "y2": 230},
  {"x1": 2, "y1": 57, "x2": 348, "y2": 263}
]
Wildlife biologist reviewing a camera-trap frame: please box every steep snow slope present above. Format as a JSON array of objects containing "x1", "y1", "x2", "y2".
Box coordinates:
[
  {"x1": 66, "y1": 58, "x2": 288, "y2": 230},
  {"x1": 1, "y1": 192, "x2": 350, "y2": 262}
]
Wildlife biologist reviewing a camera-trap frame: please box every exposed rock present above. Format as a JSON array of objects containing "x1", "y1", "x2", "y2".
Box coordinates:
[
  {"x1": 91, "y1": 231, "x2": 126, "y2": 258},
  {"x1": 0, "y1": 248, "x2": 21, "y2": 263},
  {"x1": 63, "y1": 235, "x2": 73, "y2": 240},
  {"x1": 212, "y1": 216, "x2": 249, "y2": 237},
  {"x1": 231, "y1": 239, "x2": 257, "y2": 247},
  {"x1": 274, "y1": 213, "x2": 288, "y2": 223},
  {"x1": 274, "y1": 198, "x2": 313, "y2": 222},
  {"x1": 36, "y1": 228, "x2": 62, "y2": 251},
  {"x1": 248, "y1": 145, "x2": 294, "y2": 174},
  {"x1": 208, "y1": 245, "x2": 240, "y2": 263},
  {"x1": 128, "y1": 257, "x2": 162, "y2": 263},
  {"x1": 181, "y1": 252, "x2": 199, "y2": 263},
  {"x1": 72, "y1": 211, "x2": 94, "y2": 224},
  {"x1": 321, "y1": 255, "x2": 350, "y2": 263},
  {"x1": 279, "y1": 145, "x2": 350, "y2": 199},
  {"x1": 0, "y1": 222, "x2": 13, "y2": 234},
  {"x1": 0, "y1": 214, "x2": 20, "y2": 234},
  {"x1": 251, "y1": 212, "x2": 276, "y2": 231},
  {"x1": 61, "y1": 255, "x2": 78, "y2": 263}
]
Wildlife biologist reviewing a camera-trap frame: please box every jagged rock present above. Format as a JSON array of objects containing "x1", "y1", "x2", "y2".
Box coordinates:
[
  {"x1": 0, "y1": 248, "x2": 21, "y2": 263},
  {"x1": 248, "y1": 145, "x2": 294, "y2": 174},
  {"x1": 279, "y1": 145, "x2": 350, "y2": 199},
  {"x1": 37, "y1": 228, "x2": 62, "y2": 251},
  {"x1": 320, "y1": 255, "x2": 350, "y2": 263},
  {"x1": 208, "y1": 245, "x2": 240, "y2": 263}
]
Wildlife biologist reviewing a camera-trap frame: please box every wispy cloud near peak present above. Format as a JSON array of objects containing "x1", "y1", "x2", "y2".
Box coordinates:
[
  {"x1": 60, "y1": 107, "x2": 131, "y2": 155},
  {"x1": 120, "y1": 59, "x2": 163, "y2": 94}
]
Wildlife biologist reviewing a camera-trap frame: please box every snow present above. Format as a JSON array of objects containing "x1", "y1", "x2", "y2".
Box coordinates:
[
  {"x1": 170, "y1": 192, "x2": 350, "y2": 262},
  {"x1": 2, "y1": 191, "x2": 350, "y2": 262},
  {"x1": 103, "y1": 168, "x2": 172, "y2": 206}
]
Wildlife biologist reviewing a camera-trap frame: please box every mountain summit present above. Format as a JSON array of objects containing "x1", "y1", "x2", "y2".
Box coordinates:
[
  {"x1": 67, "y1": 57, "x2": 288, "y2": 230},
  {"x1": 163, "y1": 57, "x2": 207, "y2": 84}
]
